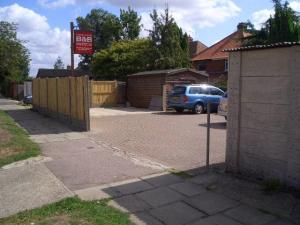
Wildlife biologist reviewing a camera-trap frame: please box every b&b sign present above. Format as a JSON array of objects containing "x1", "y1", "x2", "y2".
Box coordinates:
[{"x1": 74, "y1": 31, "x2": 93, "y2": 55}]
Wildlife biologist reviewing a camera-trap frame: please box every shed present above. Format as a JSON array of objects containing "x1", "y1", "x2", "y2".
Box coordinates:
[
  {"x1": 224, "y1": 42, "x2": 300, "y2": 188},
  {"x1": 127, "y1": 68, "x2": 208, "y2": 110}
]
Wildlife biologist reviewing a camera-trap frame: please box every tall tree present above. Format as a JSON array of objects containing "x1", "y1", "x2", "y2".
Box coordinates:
[
  {"x1": 76, "y1": 9, "x2": 121, "y2": 71},
  {"x1": 92, "y1": 39, "x2": 155, "y2": 80},
  {"x1": 149, "y1": 8, "x2": 189, "y2": 69},
  {"x1": 120, "y1": 7, "x2": 141, "y2": 40},
  {"x1": 53, "y1": 56, "x2": 64, "y2": 69},
  {"x1": 244, "y1": 0, "x2": 300, "y2": 45},
  {"x1": 0, "y1": 21, "x2": 30, "y2": 94}
]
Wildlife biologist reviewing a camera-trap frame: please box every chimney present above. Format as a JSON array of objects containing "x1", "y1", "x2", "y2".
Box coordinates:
[
  {"x1": 237, "y1": 22, "x2": 247, "y2": 32},
  {"x1": 188, "y1": 35, "x2": 193, "y2": 43},
  {"x1": 67, "y1": 65, "x2": 71, "y2": 70}
]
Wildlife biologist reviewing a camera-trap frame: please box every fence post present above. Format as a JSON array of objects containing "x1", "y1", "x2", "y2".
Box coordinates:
[
  {"x1": 56, "y1": 78, "x2": 59, "y2": 118},
  {"x1": 68, "y1": 76, "x2": 72, "y2": 123},
  {"x1": 83, "y1": 76, "x2": 90, "y2": 131}
]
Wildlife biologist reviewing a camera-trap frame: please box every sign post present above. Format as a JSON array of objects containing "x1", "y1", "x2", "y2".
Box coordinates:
[
  {"x1": 206, "y1": 101, "x2": 211, "y2": 170},
  {"x1": 70, "y1": 22, "x2": 74, "y2": 76}
]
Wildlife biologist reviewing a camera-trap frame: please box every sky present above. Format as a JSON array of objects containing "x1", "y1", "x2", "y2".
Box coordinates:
[{"x1": 1, "y1": 0, "x2": 300, "y2": 76}]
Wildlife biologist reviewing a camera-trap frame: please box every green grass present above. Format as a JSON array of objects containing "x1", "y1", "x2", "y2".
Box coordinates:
[
  {"x1": 0, "y1": 110, "x2": 40, "y2": 167},
  {"x1": 0, "y1": 197, "x2": 134, "y2": 225}
]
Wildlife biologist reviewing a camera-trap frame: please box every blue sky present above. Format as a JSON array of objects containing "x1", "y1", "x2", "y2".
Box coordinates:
[{"x1": 1, "y1": 0, "x2": 300, "y2": 75}]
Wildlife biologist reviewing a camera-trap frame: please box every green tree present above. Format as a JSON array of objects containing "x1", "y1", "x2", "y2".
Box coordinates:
[
  {"x1": 76, "y1": 9, "x2": 121, "y2": 71},
  {"x1": 149, "y1": 8, "x2": 189, "y2": 69},
  {"x1": 0, "y1": 21, "x2": 30, "y2": 94},
  {"x1": 244, "y1": 0, "x2": 300, "y2": 45},
  {"x1": 53, "y1": 56, "x2": 64, "y2": 69},
  {"x1": 120, "y1": 7, "x2": 141, "y2": 40},
  {"x1": 92, "y1": 39, "x2": 156, "y2": 80}
]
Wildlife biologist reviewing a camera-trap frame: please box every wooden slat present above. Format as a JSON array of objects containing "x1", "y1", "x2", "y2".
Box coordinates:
[{"x1": 91, "y1": 81, "x2": 118, "y2": 107}]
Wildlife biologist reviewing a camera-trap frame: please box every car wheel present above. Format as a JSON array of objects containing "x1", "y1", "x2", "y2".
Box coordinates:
[
  {"x1": 193, "y1": 103, "x2": 204, "y2": 114},
  {"x1": 175, "y1": 108, "x2": 184, "y2": 113}
]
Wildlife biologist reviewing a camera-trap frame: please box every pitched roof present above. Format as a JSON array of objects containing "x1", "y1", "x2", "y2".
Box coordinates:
[
  {"x1": 191, "y1": 30, "x2": 251, "y2": 61},
  {"x1": 128, "y1": 68, "x2": 208, "y2": 77},
  {"x1": 36, "y1": 69, "x2": 89, "y2": 78},
  {"x1": 223, "y1": 42, "x2": 300, "y2": 52},
  {"x1": 189, "y1": 41, "x2": 207, "y2": 58}
]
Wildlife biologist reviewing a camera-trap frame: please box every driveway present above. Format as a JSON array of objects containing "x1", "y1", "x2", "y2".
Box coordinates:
[{"x1": 89, "y1": 109, "x2": 227, "y2": 171}]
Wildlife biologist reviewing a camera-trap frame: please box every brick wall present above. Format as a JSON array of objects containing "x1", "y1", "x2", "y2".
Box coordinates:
[{"x1": 226, "y1": 46, "x2": 300, "y2": 188}]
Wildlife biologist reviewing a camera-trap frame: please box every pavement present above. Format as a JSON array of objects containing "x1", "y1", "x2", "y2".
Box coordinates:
[
  {"x1": 75, "y1": 171, "x2": 300, "y2": 225},
  {"x1": 0, "y1": 99, "x2": 299, "y2": 224}
]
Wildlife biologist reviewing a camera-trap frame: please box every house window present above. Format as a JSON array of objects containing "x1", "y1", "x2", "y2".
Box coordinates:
[
  {"x1": 198, "y1": 61, "x2": 207, "y2": 71},
  {"x1": 224, "y1": 60, "x2": 229, "y2": 72}
]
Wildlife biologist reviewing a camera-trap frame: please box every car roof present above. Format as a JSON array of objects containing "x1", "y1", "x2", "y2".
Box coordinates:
[{"x1": 175, "y1": 84, "x2": 219, "y2": 89}]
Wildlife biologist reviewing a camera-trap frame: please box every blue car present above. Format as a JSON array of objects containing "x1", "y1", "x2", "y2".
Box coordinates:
[{"x1": 168, "y1": 84, "x2": 225, "y2": 114}]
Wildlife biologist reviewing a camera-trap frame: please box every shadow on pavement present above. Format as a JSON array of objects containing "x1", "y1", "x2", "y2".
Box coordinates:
[
  {"x1": 93, "y1": 163, "x2": 299, "y2": 225},
  {"x1": 5, "y1": 108, "x2": 72, "y2": 135},
  {"x1": 198, "y1": 122, "x2": 227, "y2": 130}
]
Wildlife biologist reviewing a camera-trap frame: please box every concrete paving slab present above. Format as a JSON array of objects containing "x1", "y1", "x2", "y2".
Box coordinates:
[
  {"x1": 109, "y1": 179, "x2": 154, "y2": 195},
  {"x1": 185, "y1": 192, "x2": 239, "y2": 215},
  {"x1": 0, "y1": 163, "x2": 73, "y2": 218},
  {"x1": 224, "y1": 205, "x2": 276, "y2": 225},
  {"x1": 265, "y1": 219, "x2": 296, "y2": 225},
  {"x1": 108, "y1": 195, "x2": 152, "y2": 213},
  {"x1": 41, "y1": 139, "x2": 159, "y2": 191},
  {"x1": 188, "y1": 214, "x2": 244, "y2": 225},
  {"x1": 150, "y1": 201, "x2": 205, "y2": 225},
  {"x1": 130, "y1": 212, "x2": 164, "y2": 225},
  {"x1": 141, "y1": 172, "x2": 184, "y2": 187},
  {"x1": 136, "y1": 187, "x2": 184, "y2": 207},
  {"x1": 75, "y1": 185, "x2": 113, "y2": 201},
  {"x1": 169, "y1": 182, "x2": 207, "y2": 197},
  {"x1": 190, "y1": 173, "x2": 220, "y2": 186}
]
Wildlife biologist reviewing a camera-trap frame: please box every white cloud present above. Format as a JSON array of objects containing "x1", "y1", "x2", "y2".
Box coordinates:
[
  {"x1": 252, "y1": 9, "x2": 273, "y2": 29},
  {"x1": 39, "y1": 0, "x2": 241, "y2": 37},
  {"x1": 290, "y1": 1, "x2": 300, "y2": 11},
  {"x1": 252, "y1": 1, "x2": 300, "y2": 29},
  {"x1": 0, "y1": 4, "x2": 79, "y2": 76}
]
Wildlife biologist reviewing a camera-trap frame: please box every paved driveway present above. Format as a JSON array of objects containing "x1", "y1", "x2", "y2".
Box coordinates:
[{"x1": 89, "y1": 110, "x2": 227, "y2": 171}]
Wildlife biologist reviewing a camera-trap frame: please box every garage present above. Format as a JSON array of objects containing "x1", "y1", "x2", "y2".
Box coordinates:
[{"x1": 127, "y1": 68, "x2": 208, "y2": 110}]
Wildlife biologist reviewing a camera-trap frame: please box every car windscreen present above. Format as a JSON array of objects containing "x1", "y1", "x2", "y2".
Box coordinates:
[{"x1": 171, "y1": 86, "x2": 186, "y2": 95}]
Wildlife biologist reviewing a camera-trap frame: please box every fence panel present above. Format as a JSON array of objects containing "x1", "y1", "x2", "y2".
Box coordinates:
[
  {"x1": 32, "y1": 79, "x2": 39, "y2": 106},
  {"x1": 57, "y1": 77, "x2": 69, "y2": 116},
  {"x1": 32, "y1": 76, "x2": 90, "y2": 131},
  {"x1": 91, "y1": 81, "x2": 118, "y2": 107}
]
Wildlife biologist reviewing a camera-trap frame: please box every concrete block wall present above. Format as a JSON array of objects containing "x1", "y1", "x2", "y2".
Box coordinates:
[{"x1": 226, "y1": 46, "x2": 300, "y2": 188}]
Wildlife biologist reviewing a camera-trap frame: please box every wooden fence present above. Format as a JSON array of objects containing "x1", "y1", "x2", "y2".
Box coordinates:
[
  {"x1": 90, "y1": 81, "x2": 126, "y2": 107},
  {"x1": 32, "y1": 76, "x2": 90, "y2": 131}
]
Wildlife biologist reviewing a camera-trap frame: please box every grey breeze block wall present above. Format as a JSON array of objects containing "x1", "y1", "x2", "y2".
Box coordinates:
[{"x1": 226, "y1": 46, "x2": 300, "y2": 188}]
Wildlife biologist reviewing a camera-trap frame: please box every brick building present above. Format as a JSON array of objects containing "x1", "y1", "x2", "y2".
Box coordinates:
[{"x1": 191, "y1": 23, "x2": 251, "y2": 86}]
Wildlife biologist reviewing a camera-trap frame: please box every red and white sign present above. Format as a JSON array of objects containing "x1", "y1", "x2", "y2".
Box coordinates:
[{"x1": 74, "y1": 31, "x2": 93, "y2": 55}]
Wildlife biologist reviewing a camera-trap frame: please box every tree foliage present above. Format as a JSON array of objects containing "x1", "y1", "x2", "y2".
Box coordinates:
[
  {"x1": 149, "y1": 8, "x2": 190, "y2": 69},
  {"x1": 244, "y1": 0, "x2": 300, "y2": 45},
  {"x1": 120, "y1": 7, "x2": 141, "y2": 40},
  {"x1": 92, "y1": 39, "x2": 155, "y2": 80},
  {"x1": 76, "y1": 9, "x2": 121, "y2": 71},
  {"x1": 53, "y1": 56, "x2": 64, "y2": 69},
  {"x1": 0, "y1": 21, "x2": 30, "y2": 93}
]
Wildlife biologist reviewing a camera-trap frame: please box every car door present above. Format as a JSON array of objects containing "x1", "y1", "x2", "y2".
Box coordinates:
[{"x1": 209, "y1": 87, "x2": 224, "y2": 111}]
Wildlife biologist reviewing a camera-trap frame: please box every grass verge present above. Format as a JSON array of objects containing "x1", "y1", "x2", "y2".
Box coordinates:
[
  {"x1": 0, "y1": 197, "x2": 134, "y2": 225},
  {"x1": 0, "y1": 110, "x2": 40, "y2": 167}
]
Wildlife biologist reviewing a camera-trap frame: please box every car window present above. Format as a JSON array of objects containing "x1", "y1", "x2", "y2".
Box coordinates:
[
  {"x1": 171, "y1": 86, "x2": 186, "y2": 95},
  {"x1": 189, "y1": 87, "x2": 201, "y2": 94},
  {"x1": 210, "y1": 88, "x2": 224, "y2": 96}
]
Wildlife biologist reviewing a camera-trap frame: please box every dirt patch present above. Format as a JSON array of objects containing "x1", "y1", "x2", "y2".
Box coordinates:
[
  {"x1": 0, "y1": 128, "x2": 11, "y2": 143},
  {"x1": 31, "y1": 214, "x2": 91, "y2": 225},
  {"x1": 0, "y1": 147, "x2": 23, "y2": 159}
]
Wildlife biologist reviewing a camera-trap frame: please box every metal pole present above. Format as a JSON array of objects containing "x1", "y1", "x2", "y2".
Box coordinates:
[
  {"x1": 206, "y1": 101, "x2": 211, "y2": 170},
  {"x1": 70, "y1": 22, "x2": 74, "y2": 76}
]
